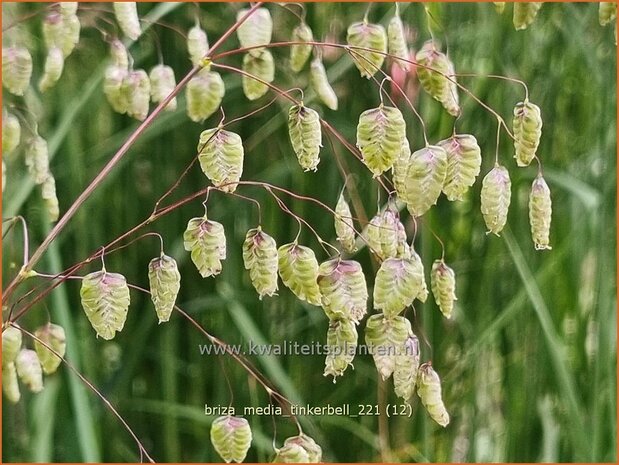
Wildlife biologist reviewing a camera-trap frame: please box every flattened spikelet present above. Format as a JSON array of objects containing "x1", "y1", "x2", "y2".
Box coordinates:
[
  {"x1": 392, "y1": 138, "x2": 411, "y2": 201},
  {"x1": 2, "y1": 325, "x2": 22, "y2": 364},
  {"x1": 480, "y1": 165, "x2": 511, "y2": 235},
  {"x1": 438, "y1": 134, "x2": 482, "y2": 201},
  {"x1": 310, "y1": 58, "x2": 338, "y2": 110},
  {"x1": 148, "y1": 254, "x2": 181, "y2": 323},
  {"x1": 334, "y1": 194, "x2": 357, "y2": 253},
  {"x1": 187, "y1": 24, "x2": 209, "y2": 66},
  {"x1": 410, "y1": 248, "x2": 429, "y2": 302},
  {"x1": 60, "y1": 13, "x2": 81, "y2": 58},
  {"x1": 513, "y1": 2, "x2": 542, "y2": 30},
  {"x1": 242, "y1": 227, "x2": 279, "y2": 299},
  {"x1": 25, "y1": 136, "x2": 50, "y2": 185},
  {"x1": 416, "y1": 41, "x2": 460, "y2": 116},
  {"x1": 356, "y1": 105, "x2": 406, "y2": 176},
  {"x1": 290, "y1": 22, "x2": 314, "y2": 72},
  {"x1": 186, "y1": 68, "x2": 225, "y2": 122},
  {"x1": 236, "y1": 7, "x2": 272, "y2": 53},
  {"x1": 366, "y1": 208, "x2": 408, "y2": 261},
  {"x1": 15, "y1": 349, "x2": 43, "y2": 393},
  {"x1": 104, "y1": 65, "x2": 129, "y2": 114},
  {"x1": 346, "y1": 21, "x2": 387, "y2": 78},
  {"x1": 529, "y1": 175, "x2": 552, "y2": 250},
  {"x1": 324, "y1": 319, "x2": 358, "y2": 380},
  {"x1": 110, "y1": 39, "x2": 129, "y2": 69},
  {"x1": 80, "y1": 269, "x2": 131, "y2": 340},
  {"x1": 197, "y1": 127, "x2": 244, "y2": 192},
  {"x1": 282, "y1": 435, "x2": 322, "y2": 463},
  {"x1": 364, "y1": 314, "x2": 411, "y2": 380},
  {"x1": 183, "y1": 216, "x2": 226, "y2": 278},
  {"x1": 122, "y1": 69, "x2": 150, "y2": 121},
  {"x1": 42, "y1": 174, "x2": 60, "y2": 222},
  {"x1": 210, "y1": 416, "x2": 252, "y2": 463},
  {"x1": 242, "y1": 49, "x2": 274, "y2": 100},
  {"x1": 275, "y1": 443, "x2": 310, "y2": 463},
  {"x1": 3, "y1": 111, "x2": 21, "y2": 155},
  {"x1": 2, "y1": 46, "x2": 32, "y2": 96},
  {"x1": 513, "y1": 100, "x2": 542, "y2": 167},
  {"x1": 393, "y1": 334, "x2": 420, "y2": 403},
  {"x1": 388, "y1": 13, "x2": 409, "y2": 71},
  {"x1": 2, "y1": 362, "x2": 21, "y2": 403},
  {"x1": 318, "y1": 259, "x2": 368, "y2": 322},
  {"x1": 38, "y1": 47, "x2": 64, "y2": 92},
  {"x1": 288, "y1": 104, "x2": 322, "y2": 171},
  {"x1": 149, "y1": 64, "x2": 177, "y2": 111},
  {"x1": 402, "y1": 145, "x2": 448, "y2": 216},
  {"x1": 113, "y1": 2, "x2": 141, "y2": 40},
  {"x1": 43, "y1": 12, "x2": 80, "y2": 58},
  {"x1": 42, "y1": 13, "x2": 64, "y2": 52},
  {"x1": 34, "y1": 323, "x2": 66, "y2": 374},
  {"x1": 277, "y1": 242, "x2": 322, "y2": 306},
  {"x1": 374, "y1": 257, "x2": 424, "y2": 318},
  {"x1": 600, "y1": 2, "x2": 617, "y2": 26},
  {"x1": 431, "y1": 260, "x2": 457, "y2": 319},
  {"x1": 417, "y1": 362, "x2": 450, "y2": 426}
]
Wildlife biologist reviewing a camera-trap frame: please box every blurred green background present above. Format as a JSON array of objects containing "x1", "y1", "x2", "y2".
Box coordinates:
[{"x1": 2, "y1": 1, "x2": 616, "y2": 462}]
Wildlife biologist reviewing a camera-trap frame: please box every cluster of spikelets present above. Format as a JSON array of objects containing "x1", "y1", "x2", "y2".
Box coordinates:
[{"x1": 2, "y1": 322, "x2": 67, "y2": 404}]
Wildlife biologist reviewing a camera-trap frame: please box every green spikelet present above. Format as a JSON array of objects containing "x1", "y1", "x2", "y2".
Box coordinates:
[
  {"x1": 431, "y1": 259, "x2": 457, "y2": 319},
  {"x1": 366, "y1": 207, "x2": 408, "y2": 261},
  {"x1": 197, "y1": 127, "x2": 244, "y2": 192},
  {"x1": 334, "y1": 194, "x2": 357, "y2": 253},
  {"x1": 122, "y1": 69, "x2": 150, "y2": 121},
  {"x1": 415, "y1": 41, "x2": 460, "y2": 116},
  {"x1": 80, "y1": 268, "x2": 131, "y2": 340},
  {"x1": 277, "y1": 242, "x2": 322, "y2": 306},
  {"x1": 392, "y1": 137, "x2": 411, "y2": 201},
  {"x1": 600, "y1": 2, "x2": 617, "y2": 26},
  {"x1": 356, "y1": 105, "x2": 406, "y2": 177},
  {"x1": 310, "y1": 57, "x2": 338, "y2": 111},
  {"x1": 402, "y1": 145, "x2": 448, "y2": 217},
  {"x1": 388, "y1": 11, "x2": 409, "y2": 71},
  {"x1": 494, "y1": 2, "x2": 506, "y2": 14},
  {"x1": 110, "y1": 39, "x2": 129, "y2": 69},
  {"x1": 34, "y1": 323, "x2": 66, "y2": 375},
  {"x1": 15, "y1": 349, "x2": 43, "y2": 393},
  {"x1": 183, "y1": 216, "x2": 227, "y2": 278},
  {"x1": 210, "y1": 415, "x2": 252, "y2": 463},
  {"x1": 41, "y1": 174, "x2": 59, "y2": 222},
  {"x1": 42, "y1": 13, "x2": 64, "y2": 51},
  {"x1": 186, "y1": 68, "x2": 225, "y2": 123},
  {"x1": 148, "y1": 254, "x2": 181, "y2": 323},
  {"x1": 513, "y1": 2, "x2": 542, "y2": 30},
  {"x1": 2, "y1": 362, "x2": 21, "y2": 403},
  {"x1": 242, "y1": 49, "x2": 274, "y2": 101},
  {"x1": 187, "y1": 23, "x2": 209, "y2": 66},
  {"x1": 438, "y1": 134, "x2": 482, "y2": 201},
  {"x1": 38, "y1": 47, "x2": 64, "y2": 93},
  {"x1": 529, "y1": 175, "x2": 552, "y2": 250},
  {"x1": 290, "y1": 22, "x2": 313, "y2": 72},
  {"x1": 324, "y1": 319, "x2": 358, "y2": 380},
  {"x1": 2, "y1": 46, "x2": 32, "y2": 96},
  {"x1": 364, "y1": 314, "x2": 411, "y2": 380},
  {"x1": 149, "y1": 64, "x2": 177, "y2": 111},
  {"x1": 480, "y1": 164, "x2": 511, "y2": 236},
  {"x1": 288, "y1": 104, "x2": 322, "y2": 171},
  {"x1": 410, "y1": 248, "x2": 429, "y2": 302},
  {"x1": 513, "y1": 100, "x2": 542, "y2": 167},
  {"x1": 60, "y1": 13, "x2": 81, "y2": 58},
  {"x1": 2, "y1": 325, "x2": 22, "y2": 364},
  {"x1": 236, "y1": 7, "x2": 272, "y2": 53},
  {"x1": 318, "y1": 259, "x2": 368, "y2": 322},
  {"x1": 417, "y1": 362, "x2": 450, "y2": 427},
  {"x1": 373, "y1": 257, "x2": 424, "y2": 318},
  {"x1": 275, "y1": 443, "x2": 310, "y2": 463},
  {"x1": 25, "y1": 136, "x2": 50, "y2": 185},
  {"x1": 393, "y1": 334, "x2": 420, "y2": 404},
  {"x1": 242, "y1": 227, "x2": 279, "y2": 299},
  {"x1": 113, "y1": 2, "x2": 141, "y2": 40},
  {"x1": 2, "y1": 111, "x2": 21, "y2": 155},
  {"x1": 281, "y1": 435, "x2": 322, "y2": 463},
  {"x1": 104, "y1": 65, "x2": 129, "y2": 114},
  {"x1": 346, "y1": 21, "x2": 387, "y2": 78}
]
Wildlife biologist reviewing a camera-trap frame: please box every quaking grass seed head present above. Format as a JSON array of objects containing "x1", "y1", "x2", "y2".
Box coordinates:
[
  {"x1": 317, "y1": 259, "x2": 368, "y2": 323},
  {"x1": 430, "y1": 259, "x2": 457, "y2": 319},
  {"x1": 104, "y1": 65, "x2": 129, "y2": 114},
  {"x1": 387, "y1": 13, "x2": 409, "y2": 71},
  {"x1": 2, "y1": 110, "x2": 21, "y2": 155},
  {"x1": 438, "y1": 134, "x2": 482, "y2": 201},
  {"x1": 25, "y1": 136, "x2": 50, "y2": 185},
  {"x1": 197, "y1": 127, "x2": 244, "y2": 192},
  {"x1": 2, "y1": 324, "x2": 23, "y2": 364},
  {"x1": 334, "y1": 193, "x2": 357, "y2": 253},
  {"x1": 3, "y1": 362, "x2": 21, "y2": 403},
  {"x1": 277, "y1": 242, "x2": 322, "y2": 306},
  {"x1": 364, "y1": 314, "x2": 411, "y2": 380},
  {"x1": 34, "y1": 323, "x2": 66, "y2": 375},
  {"x1": 186, "y1": 68, "x2": 225, "y2": 123},
  {"x1": 236, "y1": 7, "x2": 273, "y2": 52},
  {"x1": 242, "y1": 227, "x2": 279, "y2": 299},
  {"x1": 529, "y1": 175, "x2": 552, "y2": 250},
  {"x1": 183, "y1": 216, "x2": 227, "y2": 278},
  {"x1": 241, "y1": 49, "x2": 274, "y2": 101},
  {"x1": 113, "y1": 2, "x2": 142, "y2": 40},
  {"x1": 288, "y1": 104, "x2": 322, "y2": 171},
  {"x1": 513, "y1": 100, "x2": 542, "y2": 167},
  {"x1": 281, "y1": 435, "x2": 322, "y2": 463},
  {"x1": 15, "y1": 349, "x2": 44, "y2": 393},
  {"x1": 324, "y1": 318, "x2": 358, "y2": 380},
  {"x1": 415, "y1": 41, "x2": 460, "y2": 116},
  {"x1": 417, "y1": 362, "x2": 450, "y2": 427},
  {"x1": 274, "y1": 443, "x2": 310, "y2": 463},
  {"x1": 402, "y1": 145, "x2": 448, "y2": 217},
  {"x1": 187, "y1": 24, "x2": 209, "y2": 66},
  {"x1": 480, "y1": 164, "x2": 511, "y2": 236},
  {"x1": 310, "y1": 57, "x2": 338, "y2": 111},
  {"x1": 393, "y1": 333, "x2": 420, "y2": 404},
  {"x1": 210, "y1": 415, "x2": 252, "y2": 463},
  {"x1": 346, "y1": 21, "x2": 388, "y2": 78},
  {"x1": 38, "y1": 47, "x2": 64, "y2": 92},
  {"x1": 41, "y1": 174, "x2": 60, "y2": 222},
  {"x1": 2, "y1": 46, "x2": 33, "y2": 96},
  {"x1": 290, "y1": 22, "x2": 314, "y2": 73},
  {"x1": 148, "y1": 254, "x2": 181, "y2": 323},
  {"x1": 366, "y1": 207, "x2": 408, "y2": 261},
  {"x1": 149, "y1": 64, "x2": 177, "y2": 111},
  {"x1": 373, "y1": 257, "x2": 424, "y2": 318},
  {"x1": 122, "y1": 69, "x2": 151, "y2": 121}
]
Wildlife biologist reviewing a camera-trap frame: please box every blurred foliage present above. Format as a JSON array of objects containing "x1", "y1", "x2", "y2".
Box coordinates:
[{"x1": 2, "y1": 2, "x2": 616, "y2": 463}]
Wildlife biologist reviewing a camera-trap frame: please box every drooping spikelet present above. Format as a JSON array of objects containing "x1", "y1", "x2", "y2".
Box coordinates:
[
  {"x1": 364, "y1": 314, "x2": 411, "y2": 380},
  {"x1": 410, "y1": 248, "x2": 429, "y2": 303},
  {"x1": 310, "y1": 57, "x2": 338, "y2": 111},
  {"x1": 25, "y1": 136, "x2": 50, "y2": 185},
  {"x1": 430, "y1": 259, "x2": 457, "y2": 319},
  {"x1": 513, "y1": 100, "x2": 542, "y2": 167},
  {"x1": 356, "y1": 105, "x2": 406, "y2": 177},
  {"x1": 2, "y1": 324, "x2": 22, "y2": 364},
  {"x1": 42, "y1": 11, "x2": 80, "y2": 58},
  {"x1": 2, "y1": 362, "x2": 21, "y2": 403},
  {"x1": 110, "y1": 39, "x2": 129, "y2": 69},
  {"x1": 113, "y1": 2, "x2": 141, "y2": 40},
  {"x1": 277, "y1": 242, "x2": 322, "y2": 306},
  {"x1": 38, "y1": 47, "x2": 64, "y2": 92},
  {"x1": 387, "y1": 10, "x2": 409, "y2": 71},
  {"x1": 281, "y1": 435, "x2": 322, "y2": 463},
  {"x1": 242, "y1": 227, "x2": 279, "y2": 299},
  {"x1": 2, "y1": 111, "x2": 21, "y2": 155},
  {"x1": 80, "y1": 268, "x2": 131, "y2": 340},
  {"x1": 241, "y1": 49, "x2": 274, "y2": 101},
  {"x1": 15, "y1": 349, "x2": 44, "y2": 393},
  {"x1": 197, "y1": 127, "x2": 244, "y2": 192},
  {"x1": 392, "y1": 137, "x2": 411, "y2": 200},
  {"x1": 60, "y1": 13, "x2": 81, "y2": 58},
  {"x1": 438, "y1": 134, "x2": 482, "y2": 201},
  {"x1": 148, "y1": 254, "x2": 181, "y2": 323},
  {"x1": 122, "y1": 69, "x2": 150, "y2": 121},
  {"x1": 600, "y1": 2, "x2": 617, "y2": 26},
  {"x1": 2, "y1": 46, "x2": 33, "y2": 96},
  {"x1": 34, "y1": 323, "x2": 66, "y2": 374},
  {"x1": 346, "y1": 21, "x2": 387, "y2": 78},
  {"x1": 318, "y1": 259, "x2": 368, "y2": 322},
  {"x1": 324, "y1": 318, "x2": 358, "y2": 380},
  {"x1": 288, "y1": 104, "x2": 322, "y2": 171},
  {"x1": 513, "y1": 2, "x2": 542, "y2": 30},
  {"x1": 42, "y1": 13, "x2": 64, "y2": 51},
  {"x1": 274, "y1": 443, "x2": 310, "y2": 463},
  {"x1": 187, "y1": 23, "x2": 209, "y2": 66},
  {"x1": 415, "y1": 41, "x2": 460, "y2": 116},
  {"x1": 290, "y1": 22, "x2": 314, "y2": 72},
  {"x1": 149, "y1": 64, "x2": 177, "y2": 111},
  {"x1": 236, "y1": 7, "x2": 272, "y2": 53},
  {"x1": 186, "y1": 68, "x2": 225, "y2": 123},
  {"x1": 41, "y1": 174, "x2": 60, "y2": 222},
  {"x1": 373, "y1": 257, "x2": 424, "y2": 318},
  {"x1": 183, "y1": 216, "x2": 227, "y2": 278},
  {"x1": 104, "y1": 65, "x2": 129, "y2": 114},
  {"x1": 210, "y1": 416, "x2": 253, "y2": 463},
  {"x1": 334, "y1": 193, "x2": 357, "y2": 253},
  {"x1": 417, "y1": 362, "x2": 450, "y2": 427},
  {"x1": 529, "y1": 175, "x2": 552, "y2": 250},
  {"x1": 393, "y1": 333, "x2": 420, "y2": 404},
  {"x1": 366, "y1": 207, "x2": 409, "y2": 261},
  {"x1": 480, "y1": 164, "x2": 512, "y2": 235},
  {"x1": 401, "y1": 145, "x2": 448, "y2": 217}
]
